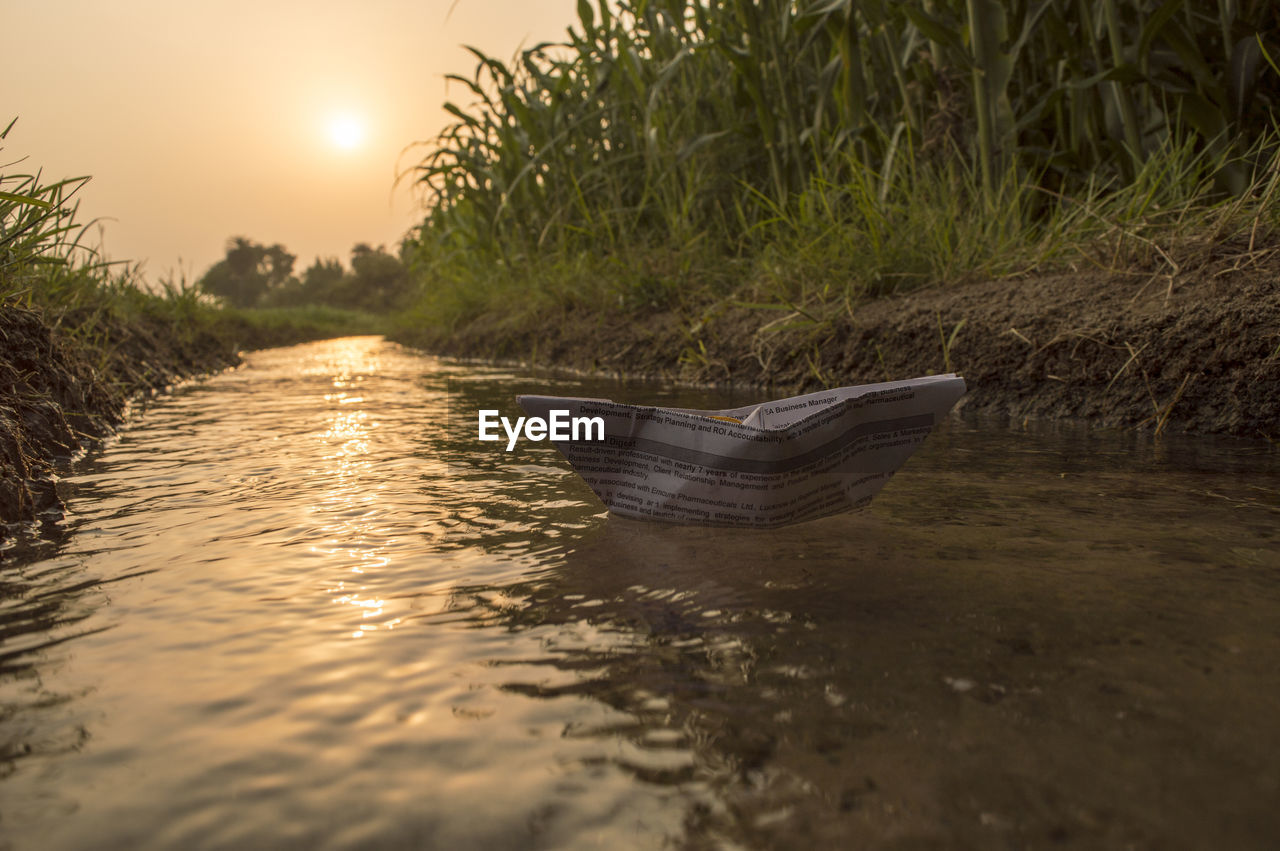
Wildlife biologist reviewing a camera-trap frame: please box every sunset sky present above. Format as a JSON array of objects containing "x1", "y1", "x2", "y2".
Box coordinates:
[{"x1": 3, "y1": 0, "x2": 580, "y2": 282}]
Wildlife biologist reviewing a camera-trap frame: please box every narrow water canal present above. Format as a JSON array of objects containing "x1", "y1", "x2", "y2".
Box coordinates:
[{"x1": 2, "y1": 336, "x2": 1278, "y2": 849}]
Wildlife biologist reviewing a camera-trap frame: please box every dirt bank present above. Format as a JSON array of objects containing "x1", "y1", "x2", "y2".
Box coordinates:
[
  {"x1": 0, "y1": 301, "x2": 375, "y2": 531},
  {"x1": 0, "y1": 301, "x2": 238, "y2": 528},
  {"x1": 410, "y1": 250, "x2": 1280, "y2": 440}
]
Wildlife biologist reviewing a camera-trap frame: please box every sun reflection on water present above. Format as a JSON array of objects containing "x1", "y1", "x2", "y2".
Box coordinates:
[
  {"x1": 301, "y1": 337, "x2": 408, "y2": 640},
  {"x1": 322, "y1": 410, "x2": 372, "y2": 458}
]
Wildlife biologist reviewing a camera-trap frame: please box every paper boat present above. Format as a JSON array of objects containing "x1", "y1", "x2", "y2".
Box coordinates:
[{"x1": 518, "y1": 374, "x2": 966, "y2": 528}]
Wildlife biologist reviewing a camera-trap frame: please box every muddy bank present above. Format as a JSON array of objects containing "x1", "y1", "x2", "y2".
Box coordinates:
[
  {"x1": 0, "y1": 302, "x2": 371, "y2": 530},
  {"x1": 407, "y1": 252, "x2": 1280, "y2": 440},
  {"x1": 0, "y1": 302, "x2": 235, "y2": 528}
]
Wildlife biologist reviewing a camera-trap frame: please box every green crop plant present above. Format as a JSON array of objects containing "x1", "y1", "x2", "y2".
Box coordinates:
[{"x1": 404, "y1": 1, "x2": 1280, "y2": 329}]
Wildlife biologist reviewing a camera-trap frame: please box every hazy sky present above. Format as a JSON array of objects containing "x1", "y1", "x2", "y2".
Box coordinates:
[{"x1": 3, "y1": 0, "x2": 580, "y2": 280}]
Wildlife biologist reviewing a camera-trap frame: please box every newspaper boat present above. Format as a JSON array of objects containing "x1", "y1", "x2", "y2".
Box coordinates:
[{"x1": 517, "y1": 373, "x2": 966, "y2": 528}]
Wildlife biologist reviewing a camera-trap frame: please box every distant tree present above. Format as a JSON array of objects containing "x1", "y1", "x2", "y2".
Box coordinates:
[
  {"x1": 198, "y1": 261, "x2": 247, "y2": 307},
  {"x1": 224, "y1": 236, "x2": 259, "y2": 278},
  {"x1": 200, "y1": 236, "x2": 415, "y2": 312},
  {"x1": 263, "y1": 243, "x2": 296, "y2": 290},
  {"x1": 348, "y1": 243, "x2": 411, "y2": 311},
  {"x1": 300, "y1": 257, "x2": 346, "y2": 303},
  {"x1": 314, "y1": 243, "x2": 410, "y2": 311},
  {"x1": 198, "y1": 237, "x2": 297, "y2": 307}
]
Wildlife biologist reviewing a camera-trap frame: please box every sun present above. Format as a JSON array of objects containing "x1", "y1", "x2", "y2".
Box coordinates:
[{"x1": 327, "y1": 114, "x2": 366, "y2": 150}]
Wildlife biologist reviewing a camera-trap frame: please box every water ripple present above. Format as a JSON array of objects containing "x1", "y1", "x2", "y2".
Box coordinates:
[{"x1": 1, "y1": 336, "x2": 1278, "y2": 849}]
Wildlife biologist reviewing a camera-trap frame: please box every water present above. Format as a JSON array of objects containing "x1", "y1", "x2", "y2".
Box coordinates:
[{"x1": 2, "y1": 336, "x2": 1277, "y2": 849}]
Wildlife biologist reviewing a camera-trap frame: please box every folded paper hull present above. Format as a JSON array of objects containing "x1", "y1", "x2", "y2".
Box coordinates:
[{"x1": 518, "y1": 374, "x2": 966, "y2": 528}]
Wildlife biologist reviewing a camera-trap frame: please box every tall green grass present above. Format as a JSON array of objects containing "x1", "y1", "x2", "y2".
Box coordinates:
[
  {"x1": 402, "y1": 0, "x2": 1280, "y2": 330},
  {"x1": 2, "y1": 128, "x2": 206, "y2": 361},
  {"x1": 3, "y1": 119, "x2": 381, "y2": 359},
  {"x1": 1, "y1": 119, "x2": 100, "y2": 302}
]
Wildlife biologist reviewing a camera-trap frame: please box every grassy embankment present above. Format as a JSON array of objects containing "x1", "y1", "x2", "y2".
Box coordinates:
[
  {"x1": 0, "y1": 120, "x2": 383, "y2": 525},
  {"x1": 392, "y1": 0, "x2": 1280, "y2": 435}
]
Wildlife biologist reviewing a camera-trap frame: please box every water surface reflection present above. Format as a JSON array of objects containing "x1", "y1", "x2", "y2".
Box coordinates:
[{"x1": 1, "y1": 336, "x2": 1277, "y2": 849}]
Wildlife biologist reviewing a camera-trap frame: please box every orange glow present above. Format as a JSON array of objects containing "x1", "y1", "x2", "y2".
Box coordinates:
[
  {"x1": 0, "y1": 1, "x2": 581, "y2": 276},
  {"x1": 327, "y1": 114, "x2": 366, "y2": 150}
]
